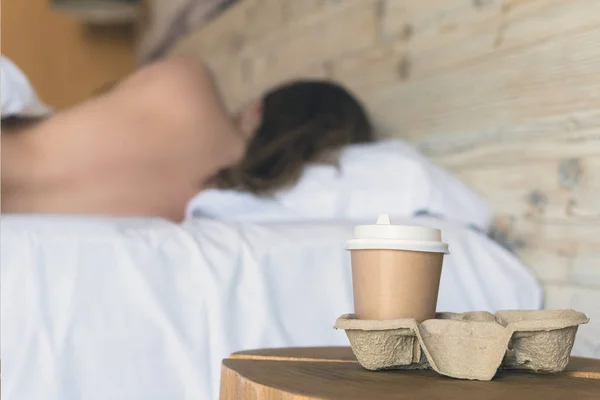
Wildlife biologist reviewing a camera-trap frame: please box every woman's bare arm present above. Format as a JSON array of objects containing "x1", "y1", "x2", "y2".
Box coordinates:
[{"x1": 1, "y1": 58, "x2": 246, "y2": 221}]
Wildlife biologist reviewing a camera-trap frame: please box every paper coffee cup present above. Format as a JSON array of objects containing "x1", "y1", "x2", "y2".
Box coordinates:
[{"x1": 347, "y1": 214, "x2": 449, "y2": 322}]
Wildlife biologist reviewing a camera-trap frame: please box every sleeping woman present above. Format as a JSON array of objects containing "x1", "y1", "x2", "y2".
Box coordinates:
[{"x1": 2, "y1": 57, "x2": 374, "y2": 221}]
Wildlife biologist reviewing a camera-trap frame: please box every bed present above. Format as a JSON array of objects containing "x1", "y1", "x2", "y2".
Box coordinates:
[{"x1": 2, "y1": 215, "x2": 543, "y2": 399}]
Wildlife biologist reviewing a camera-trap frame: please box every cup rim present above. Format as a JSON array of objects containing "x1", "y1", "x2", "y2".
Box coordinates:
[{"x1": 346, "y1": 238, "x2": 449, "y2": 254}]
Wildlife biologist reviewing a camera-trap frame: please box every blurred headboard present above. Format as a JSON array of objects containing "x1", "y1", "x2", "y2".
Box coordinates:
[{"x1": 169, "y1": 1, "x2": 600, "y2": 315}]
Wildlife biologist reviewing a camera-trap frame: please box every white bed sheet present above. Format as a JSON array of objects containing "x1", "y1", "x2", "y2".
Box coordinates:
[{"x1": 1, "y1": 215, "x2": 542, "y2": 400}]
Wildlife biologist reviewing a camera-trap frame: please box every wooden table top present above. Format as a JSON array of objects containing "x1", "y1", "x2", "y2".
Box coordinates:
[{"x1": 220, "y1": 347, "x2": 600, "y2": 400}]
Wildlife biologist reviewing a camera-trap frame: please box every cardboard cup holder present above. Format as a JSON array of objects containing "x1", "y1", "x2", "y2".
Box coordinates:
[{"x1": 334, "y1": 309, "x2": 589, "y2": 380}]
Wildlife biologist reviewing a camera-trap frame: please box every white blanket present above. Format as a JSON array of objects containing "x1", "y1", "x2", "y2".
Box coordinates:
[
  {"x1": 1, "y1": 215, "x2": 542, "y2": 400},
  {"x1": 187, "y1": 140, "x2": 493, "y2": 232}
]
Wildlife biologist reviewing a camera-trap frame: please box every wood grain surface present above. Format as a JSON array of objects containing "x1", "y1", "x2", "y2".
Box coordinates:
[{"x1": 220, "y1": 347, "x2": 600, "y2": 400}]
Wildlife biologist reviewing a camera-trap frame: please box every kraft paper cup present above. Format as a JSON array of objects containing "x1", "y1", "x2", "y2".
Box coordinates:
[{"x1": 347, "y1": 214, "x2": 449, "y2": 321}]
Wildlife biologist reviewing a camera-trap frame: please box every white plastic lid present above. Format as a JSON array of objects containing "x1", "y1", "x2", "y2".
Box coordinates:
[{"x1": 346, "y1": 214, "x2": 449, "y2": 253}]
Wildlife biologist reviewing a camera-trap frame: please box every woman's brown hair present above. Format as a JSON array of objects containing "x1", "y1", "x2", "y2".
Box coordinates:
[{"x1": 215, "y1": 80, "x2": 374, "y2": 195}]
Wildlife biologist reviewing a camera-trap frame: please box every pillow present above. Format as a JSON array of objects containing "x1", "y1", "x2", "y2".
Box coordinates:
[
  {"x1": 1, "y1": 56, "x2": 51, "y2": 119},
  {"x1": 187, "y1": 140, "x2": 493, "y2": 232}
]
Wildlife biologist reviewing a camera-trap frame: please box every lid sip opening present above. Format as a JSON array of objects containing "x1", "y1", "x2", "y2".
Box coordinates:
[{"x1": 376, "y1": 214, "x2": 391, "y2": 225}]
